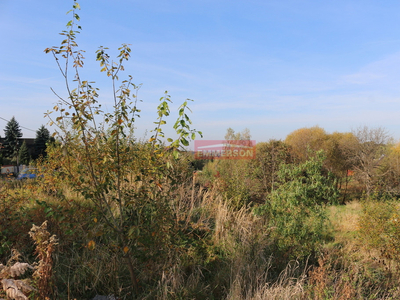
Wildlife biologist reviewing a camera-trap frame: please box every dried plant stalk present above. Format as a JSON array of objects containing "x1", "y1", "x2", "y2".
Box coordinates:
[
  {"x1": 9, "y1": 263, "x2": 34, "y2": 278},
  {"x1": 0, "y1": 252, "x2": 35, "y2": 299},
  {"x1": 1, "y1": 278, "x2": 28, "y2": 300},
  {"x1": 29, "y1": 221, "x2": 58, "y2": 299}
]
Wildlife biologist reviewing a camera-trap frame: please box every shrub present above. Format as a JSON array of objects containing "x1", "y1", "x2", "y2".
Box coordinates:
[
  {"x1": 359, "y1": 197, "x2": 400, "y2": 263},
  {"x1": 42, "y1": 1, "x2": 202, "y2": 296},
  {"x1": 254, "y1": 151, "x2": 338, "y2": 260}
]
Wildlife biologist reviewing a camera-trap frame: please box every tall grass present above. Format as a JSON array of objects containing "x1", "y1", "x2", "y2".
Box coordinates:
[{"x1": 4, "y1": 173, "x2": 400, "y2": 298}]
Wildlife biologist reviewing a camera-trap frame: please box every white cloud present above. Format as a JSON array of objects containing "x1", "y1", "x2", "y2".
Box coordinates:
[{"x1": 339, "y1": 51, "x2": 400, "y2": 87}]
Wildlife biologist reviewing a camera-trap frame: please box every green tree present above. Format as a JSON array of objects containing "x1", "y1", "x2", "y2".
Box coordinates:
[
  {"x1": 43, "y1": 2, "x2": 201, "y2": 296},
  {"x1": 18, "y1": 141, "x2": 30, "y2": 166},
  {"x1": 325, "y1": 131, "x2": 358, "y2": 202},
  {"x1": 213, "y1": 128, "x2": 253, "y2": 208},
  {"x1": 34, "y1": 125, "x2": 52, "y2": 159},
  {"x1": 3, "y1": 117, "x2": 22, "y2": 166},
  {"x1": 254, "y1": 151, "x2": 338, "y2": 259},
  {"x1": 248, "y1": 139, "x2": 292, "y2": 199},
  {"x1": 225, "y1": 127, "x2": 251, "y2": 141}
]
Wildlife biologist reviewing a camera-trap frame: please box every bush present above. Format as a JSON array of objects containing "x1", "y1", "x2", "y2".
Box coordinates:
[
  {"x1": 254, "y1": 151, "x2": 338, "y2": 260},
  {"x1": 42, "y1": 1, "x2": 202, "y2": 297},
  {"x1": 359, "y1": 197, "x2": 400, "y2": 263}
]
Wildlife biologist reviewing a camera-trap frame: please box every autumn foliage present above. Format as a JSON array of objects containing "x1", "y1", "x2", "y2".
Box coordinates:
[{"x1": 2, "y1": 2, "x2": 400, "y2": 299}]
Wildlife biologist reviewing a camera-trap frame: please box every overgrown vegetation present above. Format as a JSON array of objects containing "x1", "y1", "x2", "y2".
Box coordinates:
[
  {"x1": 2, "y1": 1, "x2": 400, "y2": 299},
  {"x1": 0, "y1": 221, "x2": 57, "y2": 300}
]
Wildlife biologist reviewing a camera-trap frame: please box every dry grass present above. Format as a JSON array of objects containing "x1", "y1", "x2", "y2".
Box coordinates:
[
  {"x1": 328, "y1": 200, "x2": 361, "y2": 245},
  {"x1": 135, "y1": 185, "x2": 400, "y2": 299},
  {"x1": 5, "y1": 172, "x2": 400, "y2": 299},
  {"x1": 313, "y1": 200, "x2": 400, "y2": 299},
  {"x1": 227, "y1": 260, "x2": 307, "y2": 300}
]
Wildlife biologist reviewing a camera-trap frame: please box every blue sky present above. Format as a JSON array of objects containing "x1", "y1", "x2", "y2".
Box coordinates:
[{"x1": 1, "y1": 0, "x2": 400, "y2": 145}]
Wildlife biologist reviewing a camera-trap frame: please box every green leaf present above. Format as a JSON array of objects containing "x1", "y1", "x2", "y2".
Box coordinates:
[
  {"x1": 181, "y1": 137, "x2": 189, "y2": 146},
  {"x1": 173, "y1": 150, "x2": 180, "y2": 159}
]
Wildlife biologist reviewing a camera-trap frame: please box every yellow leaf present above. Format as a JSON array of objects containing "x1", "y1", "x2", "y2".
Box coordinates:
[
  {"x1": 93, "y1": 218, "x2": 97, "y2": 223},
  {"x1": 88, "y1": 240, "x2": 96, "y2": 250},
  {"x1": 123, "y1": 246, "x2": 129, "y2": 254}
]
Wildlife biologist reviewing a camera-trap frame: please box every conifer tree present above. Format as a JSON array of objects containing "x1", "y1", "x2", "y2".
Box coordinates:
[
  {"x1": 19, "y1": 141, "x2": 30, "y2": 166},
  {"x1": 3, "y1": 117, "x2": 22, "y2": 165},
  {"x1": 34, "y1": 125, "x2": 52, "y2": 159}
]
